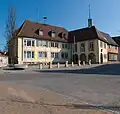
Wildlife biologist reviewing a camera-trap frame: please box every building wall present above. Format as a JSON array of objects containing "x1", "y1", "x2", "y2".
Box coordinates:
[
  {"x1": 19, "y1": 37, "x2": 72, "y2": 64},
  {"x1": 98, "y1": 40, "x2": 108, "y2": 63},
  {"x1": 9, "y1": 37, "x2": 118, "y2": 65},
  {"x1": 72, "y1": 39, "x2": 116, "y2": 64},
  {"x1": 73, "y1": 39, "x2": 100, "y2": 63},
  {"x1": 107, "y1": 45, "x2": 118, "y2": 61},
  {"x1": 118, "y1": 47, "x2": 120, "y2": 61},
  {"x1": 17, "y1": 37, "x2": 23, "y2": 64}
]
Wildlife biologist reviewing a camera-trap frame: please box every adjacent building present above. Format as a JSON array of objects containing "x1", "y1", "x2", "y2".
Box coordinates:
[
  {"x1": 112, "y1": 36, "x2": 120, "y2": 61},
  {"x1": 69, "y1": 26, "x2": 118, "y2": 64},
  {"x1": 0, "y1": 51, "x2": 8, "y2": 67}
]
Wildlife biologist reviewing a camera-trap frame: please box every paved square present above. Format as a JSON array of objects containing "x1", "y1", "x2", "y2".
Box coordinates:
[{"x1": 0, "y1": 63, "x2": 120, "y2": 106}]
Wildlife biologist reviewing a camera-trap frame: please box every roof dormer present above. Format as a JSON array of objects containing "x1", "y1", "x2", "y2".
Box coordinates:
[
  {"x1": 39, "y1": 28, "x2": 43, "y2": 36},
  {"x1": 51, "y1": 31, "x2": 55, "y2": 37}
]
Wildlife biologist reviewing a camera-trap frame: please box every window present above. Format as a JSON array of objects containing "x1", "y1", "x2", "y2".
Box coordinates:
[
  {"x1": 43, "y1": 52, "x2": 47, "y2": 57},
  {"x1": 61, "y1": 53, "x2": 64, "y2": 59},
  {"x1": 51, "y1": 52, "x2": 54, "y2": 58},
  {"x1": 104, "y1": 43, "x2": 106, "y2": 49},
  {"x1": 109, "y1": 53, "x2": 118, "y2": 61},
  {"x1": 65, "y1": 44, "x2": 68, "y2": 49},
  {"x1": 89, "y1": 42, "x2": 94, "y2": 51},
  {"x1": 55, "y1": 53, "x2": 59, "y2": 59},
  {"x1": 27, "y1": 40, "x2": 31, "y2": 46},
  {"x1": 55, "y1": 43, "x2": 58, "y2": 48},
  {"x1": 38, "y1": 52, "x2": 42, "y2": 57},
  {"x1": 42, "y1": 41, "x2": 47, "y2": 47},
  {"x1": 32, "y1": 52, "x2": 34, "y2": 58},
  {"x1": 38, "y1": 41, "x2": 42, "y2": 46},
  {"x1": 108, "y1": 45, "x2": 111, "y2": 49},
  {"x1": 51, "y1": 32, "x2": 55, "y2": 37},
  {"x1": 24, "y1": 40, "x2": 27, "y2": 46},
  {"x1": 115, "y1": 46, "x2": 117, "y2": 50},
  {"x1": 61, "y1": 52, "x2": 68, "y2": 59},
  {"x1": 38, "y1": 52, "x2": 47, "y2": 58},
  {"x1": 114, "y1": 55, "x2": 118, "y2": 60},
  {"x1": 24, "y1": 51, "x2": 34, "y2": 59},
  {"x1": 32, "y1": 40, "x2": 35, "y2": 46},
  {"x1": 51, "y1": 52, "x2": 59, "y2": 59},
  {"x1": 37, "y1": 40, "x2": 48, "y2": 47},
  {"x1": 100, "y1": 41, "x2": 103, "y2": 47},
  {"x1": 24, "y1": 39, "x2": 35, "y2": 47},
  {"x1": 68, "y1": 44, "x2": 71, "y2": 49},
  {"x1": 80, "y1": 43, "x2": 85, "y2": 52},
  {"x1": 39, "y1": 30, "x2": 43, "y2": 36},
  {"x1": 51, "y1": 42, "x2": 54, "y2": 47},
  {"x1": 65, "y1": 53, "x2": 68, "y2": 59},
  {"x1": 62, "y1": 43, "x2": 65, "y2": 48},
  {"x1": 63, "y1": 34, "x2": 66, "y2": 39},
  {"x1": 27, "y1": 51, "x2": 31, "y2": 58}
]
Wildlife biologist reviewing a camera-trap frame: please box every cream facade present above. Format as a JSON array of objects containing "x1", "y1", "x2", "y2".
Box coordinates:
[
  {"x1": 72, "y1": 39, "x2": 118, "y2": 64},
  {"x1": 9, "y1": 37, "x2": 118, "y2": 65},
  {"x1": 9, "y1": 37, "x2": 72, "y2": 64}
]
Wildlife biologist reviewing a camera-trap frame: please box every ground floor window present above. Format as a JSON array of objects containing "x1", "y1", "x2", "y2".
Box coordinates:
[
  {"x1": 61, "y1": 52, "x2": 68, "y2": 59},
  {"x1": 24, "y1": 51, "x2": 34, "y2": 59},
  {"x1": 108, "y1": 53, "x2": 118, "y2": 61},
  {"x1": 51, "y1": 52, "x2": 59, "y2": 59},
  {"x1": 38, "y1": 52, "x2": 47, "y2": 58}
]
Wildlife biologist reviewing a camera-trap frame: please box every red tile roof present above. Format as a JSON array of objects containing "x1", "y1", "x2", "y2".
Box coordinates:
[
  {"x1": 16, "y1": 20, "x2": 68, "y2": 42},
  {"x1": 68, "y1": 26, "x2": 118, "y2": 46},
  {"x1": 13, "y1": 20, "x2": 118, "y2": 46}
]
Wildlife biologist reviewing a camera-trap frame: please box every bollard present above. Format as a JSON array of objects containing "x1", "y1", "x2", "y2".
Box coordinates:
[
  {"x1": 83, "y1": 61, "x2": 85, "y2": 66},
  {"x1": 39, "y1": 63, "x2": 42, "y2": 69},
  {"x1": 89, "y1": 60, "x2": 91, "y2": 65},
  {"x1": 72, "y1": 62, "x2": 74, "y2": 67},
  {"x1": 65, "y1": 61, "x2": 68, "y2": 67},
  {"x1": 57, "y1": 63, "x2": 60, "y2": 68},
  {"x1": 78, "y1": 60, "x2": 81, "y2": 66}
]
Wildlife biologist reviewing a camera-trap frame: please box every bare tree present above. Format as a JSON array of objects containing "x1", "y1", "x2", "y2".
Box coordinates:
[{"x1": 4, "y1": 6, "x2": 16, "y2": 51}]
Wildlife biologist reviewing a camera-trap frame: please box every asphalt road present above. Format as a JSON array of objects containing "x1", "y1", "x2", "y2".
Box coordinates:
[{"x1": 0, "y1": 63, "x2": 120, "y2": 106}]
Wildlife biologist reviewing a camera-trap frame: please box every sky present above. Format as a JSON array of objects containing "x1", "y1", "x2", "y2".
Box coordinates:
[{"x1": 0, "y1": 0, "x2": 120, "y2": 50}]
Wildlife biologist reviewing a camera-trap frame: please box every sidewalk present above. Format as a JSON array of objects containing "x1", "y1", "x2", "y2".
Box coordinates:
[{"x1": 0, "y1": 83, "x2": 112, "y2": 114}]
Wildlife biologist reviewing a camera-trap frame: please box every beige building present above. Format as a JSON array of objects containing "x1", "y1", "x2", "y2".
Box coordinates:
[{"x1": 8, "y1": 20, "x2": 72, "y2": 64}]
